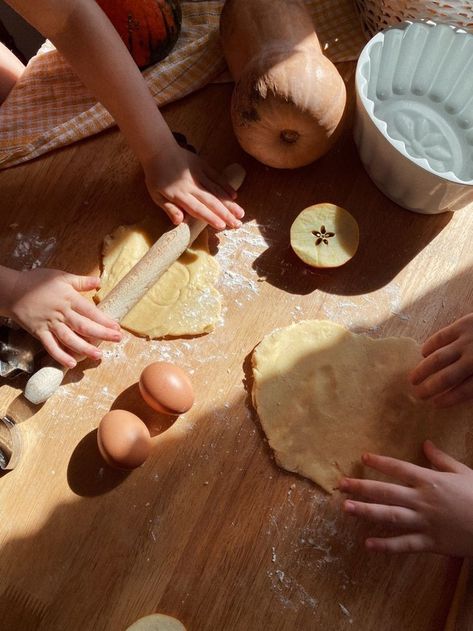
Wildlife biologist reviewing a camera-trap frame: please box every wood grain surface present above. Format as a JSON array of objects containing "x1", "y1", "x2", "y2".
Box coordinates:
[{"x1": 0, "y1": 77, "x2": 472, "y2": 631}]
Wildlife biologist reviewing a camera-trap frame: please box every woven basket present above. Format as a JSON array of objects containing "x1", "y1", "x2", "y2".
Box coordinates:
[{"x1": 354, "y1": 0, "x2": 473, "y2": 38}]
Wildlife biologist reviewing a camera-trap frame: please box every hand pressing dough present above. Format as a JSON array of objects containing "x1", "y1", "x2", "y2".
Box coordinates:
[
  {"x1": 126, "y1": 614, "x2": 186, "y2": 630},
  {"x1": 290, "y1": 203, "x2": 359, "y2": 268},
  {"x1": 96, "y1": 218, "x2": 220, "y2": 338},
  {"x1": 252, "y1": 320, "x2": 472, "y2": 493}
]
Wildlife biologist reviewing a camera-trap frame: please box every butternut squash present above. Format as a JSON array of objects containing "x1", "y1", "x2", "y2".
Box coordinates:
[{"x1": 220, "y1": 0, "x2": 347, "y2": 169}]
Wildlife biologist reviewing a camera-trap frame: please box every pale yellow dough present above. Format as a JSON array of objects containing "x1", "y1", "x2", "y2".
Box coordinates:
[
  {"x1": 96, "y1": 217, "x2": 220, "y2": 338},
  {"x1": 252, "y1": 320, "x2": 472, "y2": 493},
  {"x1": 126, "y1": 614, "x2": 186, "y2": 631},
  {"x1": 290, "y1": 203, "x2": 359, "y2": 268}
]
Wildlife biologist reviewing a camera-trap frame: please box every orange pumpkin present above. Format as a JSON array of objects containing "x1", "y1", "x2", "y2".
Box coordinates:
[{"x1": 96, "y1": 0, "x2": 181, "y2": 69}]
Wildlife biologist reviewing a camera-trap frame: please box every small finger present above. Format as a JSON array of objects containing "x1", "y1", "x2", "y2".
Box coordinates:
[
  {"x1": 52, "y1": 322, "x2": 102, "y2": 361},
  {"x1": 149, "y1": 188, "x2": 184, "y2": 225},
  {"x1": 421, "y1": 325, "x2": 460, "y2": 357},
  {"x1": 432, "y1": 374, "x2": 473, "y2": 408},
  {"x1": 68, "y1": 312, "x2": 122, "y2": 343},
  {"x1": 194, "y1": 190, "x2": 242, "y2": 229},
  {"x1": 344, "y1": 500, "x2": 423, "y2": 529},
  {"x1": 423, "y1": 440, "x2": 470, "y2": 474},
  {"x1": 339, "y1": 477, "x2": 415, "y2": 507},
  {"x1": 73, "y1": 296, "x2": 121, "y2": 331},
  {"x1": 69, "y1": 274, "x2": 101, "y2": 292},
  {"x1": 365, "y1": 533, "x2": 434, "y2": 554},
  {"x1": 162, "y1": 201, "x2": 185, "y2": 225},
  {"x1": 180, "y1": 194, "x2": 226, "y2": 230},
  {"x1": 413, "y1": 360, "x2": 473, "y2": 400},
  {"x1": 198, "y1": 176, "x2": 245, "y2": 220},
  {"x1": 410, "y1": 346, "x2": 461, "y2": 386},
  {"x1": 362, "y1": 452, "x2": 428, "y2": 486},
  {"x1": 38, "y1": 330, "x2": 77, "y2": 369}
]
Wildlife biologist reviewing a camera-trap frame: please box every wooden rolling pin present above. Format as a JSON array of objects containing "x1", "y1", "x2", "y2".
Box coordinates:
[{"x1": 24, "y1": 163, "x2": 246, "y2": 405}]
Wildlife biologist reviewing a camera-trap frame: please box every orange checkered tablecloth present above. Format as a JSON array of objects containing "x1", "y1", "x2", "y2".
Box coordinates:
[{"x1": 0, "y1": 0, "x2": 366, "y2": 169}]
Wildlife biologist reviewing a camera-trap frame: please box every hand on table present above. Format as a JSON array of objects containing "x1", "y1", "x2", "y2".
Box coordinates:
[
  {"x1": 410, "y1": 314, "x2": 473, "y2": 407},
  {"x1": 339, "y1": 440, "x2": 473, "y2": 556},
  {"x1": 7, "y1": 268, "x2": 122, "y2": 368},
  {"x1": 144, "y1": 145, "x2": 245, "y2": 231}
]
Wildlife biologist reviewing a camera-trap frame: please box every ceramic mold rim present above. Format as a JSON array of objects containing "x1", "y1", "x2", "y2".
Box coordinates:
[{"x1": 356, "y1": 20, "x2": 473, "y2": 186}]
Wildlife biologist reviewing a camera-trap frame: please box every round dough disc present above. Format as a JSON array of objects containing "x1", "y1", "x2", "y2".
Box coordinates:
[
  {"x1": 290, "y1": 203, "x2": 359, "y2": 268},
  {"x1": 126, "y1": 614, "x2": 186, "y2": 631},
  {"x1": 251, "y1": 320, "x2": 472, "y2": 493}
]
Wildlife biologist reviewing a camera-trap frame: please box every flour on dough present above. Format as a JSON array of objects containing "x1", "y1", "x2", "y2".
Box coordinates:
[
  {"x1": 96, "y1": 218, "x2": 221, "y2": 338},
  {"x1": 252, "y1": 320, "x2": 472, "y2": 493}
]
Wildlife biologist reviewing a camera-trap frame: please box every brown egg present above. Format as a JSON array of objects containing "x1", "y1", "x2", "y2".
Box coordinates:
[
  {"x1": 97, "y1": 410, "x2": 151, "y2": 470},
  {"x1": 139, "y1": 362, "x2": 194, "y2": 415}
]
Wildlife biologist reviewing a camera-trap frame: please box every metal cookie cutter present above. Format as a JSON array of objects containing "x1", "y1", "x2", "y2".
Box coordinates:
[
  {"x1": 0, "y1": 322, "x2": 43, "y2": 470},
  {"x1": 0, "y1": 322, "x2": 42, "y2": 379},
  {"x1": 0, "y1": 416, "x2": 22, "y2": 470}
]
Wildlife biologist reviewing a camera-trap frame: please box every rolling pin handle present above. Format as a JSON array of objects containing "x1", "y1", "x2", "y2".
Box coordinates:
[{"x1": 24, "y1": 364, "x2": 68, "y2": 405}]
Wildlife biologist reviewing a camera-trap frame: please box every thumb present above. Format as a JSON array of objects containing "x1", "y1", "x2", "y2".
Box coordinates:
[
  {"x1": 424, "y1": 440, "x2": 467, "y2": 474},
  {"x1": 69, "y1": 275, "x2": 101, "y2": 292}
]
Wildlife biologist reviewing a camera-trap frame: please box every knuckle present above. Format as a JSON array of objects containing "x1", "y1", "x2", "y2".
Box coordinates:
[
  {"x1": 358, "y1": 503, "x2": 370, "y2": 517},
  {"x1": 431, "y1": 352, "x2": 446, "y2": 370},
  {"x1": 437, "y1": 329, "x2": 451, "y2": 345},
  {"x1": 441, "y1": 372, "x2": 458, "y2": 389},
  {"x1": 61, "y1": 330, "x2": 76, "y2": 346},
  {"x1": 76, "y1": 322, "x2": 90, "y2": 336}
]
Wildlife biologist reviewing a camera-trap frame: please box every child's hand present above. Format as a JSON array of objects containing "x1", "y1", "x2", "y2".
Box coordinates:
[
  {"x1": 410, "y1": 314, "x2": 473, "y2": 407},
  {"x1": 7, "y1": 269, "x2": 122, "y2": 368},
  {"x1": 144, "y1": 146, "x2": 245, "y2": 231},
  {"x1": 339, "y1": 441, "x2": 473, "y2": 556}
]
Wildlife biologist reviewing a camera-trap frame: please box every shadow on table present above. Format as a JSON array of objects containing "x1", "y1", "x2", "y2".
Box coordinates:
[
  {"x1": 0, "y1": 378, "x2": 461, "y2": 631},
  {"x1": 67, "y1": 383, "x2": 179, "y2": 497},
  {"x1": 111, "y1": 383, "x2": 177, "y2": 437},
  {"x1": 239, "y1": 130, "x2": 453, "y2": 297}
]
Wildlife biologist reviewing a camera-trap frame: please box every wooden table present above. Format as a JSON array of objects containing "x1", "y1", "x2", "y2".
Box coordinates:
[{"x1": 1, "y1": 79, "x2": 473, "y2": 631}]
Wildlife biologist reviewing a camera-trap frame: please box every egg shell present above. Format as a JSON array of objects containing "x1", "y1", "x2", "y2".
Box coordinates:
[
  {"x1": 97, "y1": 410, "x2": 151, "y2": 470},
  {"x1": 139, "y1": 362, "x2": 194, "y2": 415}
]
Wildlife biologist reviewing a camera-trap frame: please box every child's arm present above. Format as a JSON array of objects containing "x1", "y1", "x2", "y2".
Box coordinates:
[
  {"x1": 410, "y1": 314, "x2": 473, "y2": 407},
  {"x1": 339, "y1": 441, "x2": 473, "y2": 556},
  {"x1": 0, "y1": 266, "x2": 121, "y2": 368},
  {"x1": 6, "y1": 0, "x2": 244, "y2": 231},
  {"x1": 0, "y1": 42, "x2": 24, "y2": 103}
]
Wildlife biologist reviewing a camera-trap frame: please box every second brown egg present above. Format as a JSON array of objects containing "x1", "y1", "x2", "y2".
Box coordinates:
[{"x1": 139, "y1": 362, "x2": 194, "y2": 415}]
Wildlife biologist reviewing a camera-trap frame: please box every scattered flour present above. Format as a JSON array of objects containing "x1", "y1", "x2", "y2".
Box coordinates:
[
  {"x1": 216, "y1": 221, "x2": 268, "y2": 301},
  {"x1": 322, "y1": 281, "x2": 411, "y2": 334},
  {"x1": 10, "y1": 228, "x2": 57, "y2": 270},
  {"x1": 264, "y1": 484, "x2": 357, "y2": 620}
]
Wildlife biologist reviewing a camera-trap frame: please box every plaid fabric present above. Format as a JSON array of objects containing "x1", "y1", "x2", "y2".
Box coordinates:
[{"x1": 0, "y1": 0, "x2": 366, "y2": 169}]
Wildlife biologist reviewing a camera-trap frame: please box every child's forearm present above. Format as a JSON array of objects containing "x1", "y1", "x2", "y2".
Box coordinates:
[
  {"x1": 6, "y1": 0, "x2": 177, "y2": 168},
  {"x1": 7, "y1": 0, "x2": 246, "y2": 230},
  {"x1": 0, "y1": 265, "x2": 20, "y2": 317},
  {"x1": 0, "y1": 42, "x2": 25, "y2": 103}
]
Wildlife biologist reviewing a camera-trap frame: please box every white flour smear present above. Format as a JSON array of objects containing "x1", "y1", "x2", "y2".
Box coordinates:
[
  {"x1": 216, "y1": 221, "x2": 268, "y2": 300},
  {"x1": 265, "y1": 484, "x2": 357, "y2": 622}
]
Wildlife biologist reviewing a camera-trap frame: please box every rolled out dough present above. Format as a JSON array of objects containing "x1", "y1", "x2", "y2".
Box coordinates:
[
  {"x1": 252, "y1": 320, "x2": 473, "y2": 493},
  {"x1": 126, "y1": 614, "x2": 186, "y2": 630},
  {"x1": 96, "y1": 217, "x2": 221, "y2": 338}
]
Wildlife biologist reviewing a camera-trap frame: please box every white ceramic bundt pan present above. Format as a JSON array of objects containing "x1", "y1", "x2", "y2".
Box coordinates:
[{"x1": 354, "y1": 21, "x2": 473, "y2": 214}]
